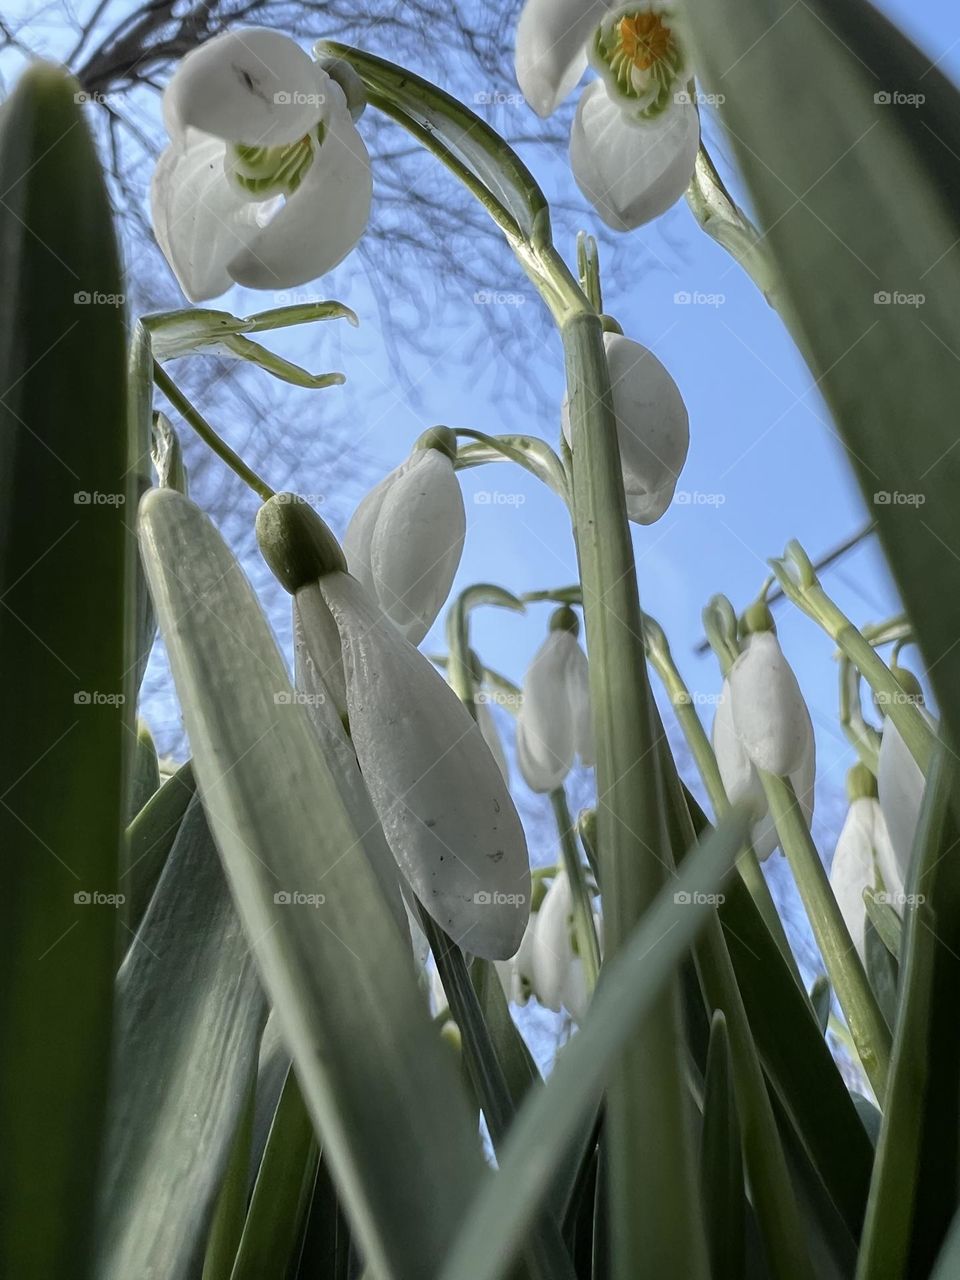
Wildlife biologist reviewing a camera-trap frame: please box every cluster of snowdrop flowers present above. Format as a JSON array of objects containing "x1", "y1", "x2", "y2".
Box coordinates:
[
  {"x1": 562, "y1": 328, "x2": 689, "y2": 524},
  {"x1": 516, "y1": 607, "x2": 593, "y2": 793},
  {"x1": 829, "y1": 763, "x2": 897, "y2": 962},
  {"x1": 342, "y1": 429, "x2": 465, "y2": 647},
  {"x1": 515, "y1": 0, "x2": 700, "y2": 228},
  {"x1": 257, "y1": 494, "x2": 530, "y2": 961},
  {"x1": 151, "y1": 28, "x2": 372, "y2": 301},
  {"x1": 712, "y1": 601, "x2": 816, "y2": 859}
]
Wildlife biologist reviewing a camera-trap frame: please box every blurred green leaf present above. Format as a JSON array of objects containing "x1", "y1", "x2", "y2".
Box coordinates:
[
  {"x1": 810, "y1": 976, "x2": 832, "y2": 1034},
  {"x1": 122, "y1": 759, "x2": 196, "y2": 936},
  {"x1": 0, "y1": 63, "x2": 131, "y2": 1280},
  {"x1": 138, "y1": 488, "x2": 486, "y2": 1280},
  {"x1": 700, "y1": 1013, "x2": 745, "y2": 1280},
  {"x1": 94, "y1": 800, "x2": 267, "y2": 1279}
]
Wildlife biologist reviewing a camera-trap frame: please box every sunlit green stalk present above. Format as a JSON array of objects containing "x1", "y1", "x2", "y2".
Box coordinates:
[
  {"x1": 153, "y1": 363, "x2": 274, "y2": 501},
  {"x1": 550, "y1": 789, "x2": 601, "y2": 990},
  {"x1": 762, "y1": 773, "x2": 891, "y2": 1100}
]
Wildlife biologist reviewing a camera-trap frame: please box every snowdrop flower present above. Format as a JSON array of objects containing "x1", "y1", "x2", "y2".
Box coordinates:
[
  {"x1": 562, "y1": 331, "x2": 689, "y2": 524},
  {"x1": 343, "y1": 428, "x2": 465, "y2": 647},
  {"x1": 257, "y1": 495, "x2": 530, "y2": 960},
  {"x1": 515, "y1": 2, "x2": 699, "y2": 228},
  {"x1": 494, "y1": 892, "x2": 541, "y2": 1006},
  {"x1": 876, "y1": 665, "x2": 933, "y2": 894},
  {"x1": 712, "y1": 677, "x2": 815, "y2": 861},
  {"x1": 529, "y1": 869, "x2": 598, "y2": 1022},
  {"x1": 516, "y1": 607, "x2": 593, "y2": 794},
  {"x1": 152, "y1": 28, "x2": 372, "y2": 302},
  {"x1": 829, "y1": 764, "x2": 896, "y2": 961},
  {"x1": 727, "y1": 604, "x2": 813, "y2": 779}
]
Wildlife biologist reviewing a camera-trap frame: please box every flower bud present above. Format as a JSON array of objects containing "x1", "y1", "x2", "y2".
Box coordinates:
[
  {"x1": 343, "y1": 433, "x2": 465, "y2": 646},
  {"x1": 829, "y1": 778, "x2": 896, "y2": 960},
  {"x1": 562, "y1": 331, "x2": 688, "y2": 524},
  {"x1": 727, "y1": 628, "x2": 812, "y2": 778},
  {"x1": 516, "y1": 610, "x2": 593, "y2": 793}
]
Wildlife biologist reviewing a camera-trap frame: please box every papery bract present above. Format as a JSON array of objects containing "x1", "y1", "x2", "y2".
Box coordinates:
[
  {"x1": 152, "y1": 27, "x2": 371, "y2": 301},
  {"x1": 343, "y1": 432, "x2": 465, "y2": 646},
  {"x1": 562, "y1": 331, "x2": 689, "y2": 524}
]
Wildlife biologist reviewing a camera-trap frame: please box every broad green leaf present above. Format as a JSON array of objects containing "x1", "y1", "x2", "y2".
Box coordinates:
[
  {"x1": 127, "y1": 719, "x2": 160, "y2": 821},
  {"x1": 318, "y1": 42, "x2": 550, "y2": 242},
  {"x1": 202, "y1": 1075, "x2": 257, "y2": 1280},
  {"x1": 93, "y1": 800, "x2": 267, "y2": 1279},
  {"x1": 138, "y1": 488, "x2": 486, "y2": 1280},
  {"x1": 0, "y1": 63, "x2": 131, "y2": 1280},
  {"x1": 700, "y1": 1013, "x2": 745, "y2": 1280},
  {"x1": 438, "y1": 805, "x2": 751, "y2": 1280},
  {"x1": 230, "y1": 1067, "x2": 318, "y2": 1280},
  {"x1": 122, "y1": 759, "x2": 196, "y2": 935},
  {"x1": 686, "y1": 0, "x2": 960, "y2": 756}
]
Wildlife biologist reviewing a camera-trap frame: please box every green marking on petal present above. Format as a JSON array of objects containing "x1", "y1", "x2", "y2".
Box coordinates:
[
  {"x1": 228, "y1": 124, "x2": 324, "y2": 199},
  {"x1": 591, "y1": 7, "x2": 688, "y2": 120}
]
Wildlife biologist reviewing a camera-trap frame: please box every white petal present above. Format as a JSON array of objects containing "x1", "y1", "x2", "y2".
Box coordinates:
[
  {"x1": 318, "y1": 572, "x2": 530, "y2": 960},
  {"x1": 712, "y1": 681, "x2": 766, "y2": 815},
  {"x1": 294, "y1": 583, "x2": 347, "y2": 719},
  {"x1": 877, "y1": 713, "x2": 930, "y2": 891},
  {"x1": 565, "y1": 639, "x2": 594, "y2": 767},
  {"x1": 531, "y1": 870, "x2": 576, "y2": 1012},
  {"x1": 516, "y1": 631, "x2": 578, "y2": 793},
  {"x1": 227, "y1": 93, "x2": 372, "y2": 291},
  {"x1": 569, "y1": 83, "x2": 699, "y2": 230},
  {"x1": 728, "y1": 632, "x2": 812, "y2": 777},
  {"x1": 342, "y1": 462, "x2": 404, "y2": 601},
  {"x1": 151, "y1": 135, "x2": 261, "y2": 302},
  {"x1": 164, "y1": 28, "x2": 324, "y2": 145},
  {"x1": 368, "y1": 450, "x2": 465, "y2": 646},
  {"x1": 515, "y1": 0, "x2": 609, "y2": 117},
  {"x1": 829, "y1": 797, "x2": 878, "y2": 962},
  {"x1": 477, "y1": 699, "x2": 510, "y2": 783}
]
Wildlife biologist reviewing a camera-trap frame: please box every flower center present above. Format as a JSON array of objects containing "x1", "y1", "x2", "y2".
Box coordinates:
[
  {"x1": 591, "y1": 5, "x2": 687, "y2": 118},
  {"x1": 229, "y1": 123, "x2": 325, "y2": 199}
]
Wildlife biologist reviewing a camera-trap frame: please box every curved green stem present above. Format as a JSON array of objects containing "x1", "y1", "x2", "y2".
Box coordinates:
[{"x1": 550, "y1": 789, "x2": 601, "y2": 990}]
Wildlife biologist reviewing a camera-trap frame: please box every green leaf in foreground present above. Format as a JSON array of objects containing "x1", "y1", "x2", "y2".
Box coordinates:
[
  {"x1": 438, "y1": 804, "x2": 752, "y2": 1280},
  {"x1": 138, "y1": 488, "x2": 486, "y2": 1280},
  {"x1": 0, "y1": 62, "x2": 131, "y2": 1280}
]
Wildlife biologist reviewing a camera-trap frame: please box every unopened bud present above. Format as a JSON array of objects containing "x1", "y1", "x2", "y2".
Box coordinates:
[{"x1": 256, "y1": 493, "x2": 346, "y2": 593}]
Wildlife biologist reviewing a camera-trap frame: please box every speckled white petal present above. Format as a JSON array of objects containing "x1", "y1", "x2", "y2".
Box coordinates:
[
  {"x1": 829, "y1": 796, "x2": 878, "y2": 962},
  {"x1": 164, "y1": 28, "x2": 324, "y2": 145},
  {"x1": 569, "y1": 82, "x2": 699, "y2": 230},
  {"x1": 728, "y1": 631, "x2": 812, "y2": 777},
  {"x1": 151, "y1": 135, "x2": 262, "y2": 303},
  {"x1": 318, "y1": 572, "x2": 530, "y2": 960},
  {"x1": 367, "y1": 449, "x2": 465, "y2": 646},
  {"x1": 515, "y1": 0, "x2": 609, "y2": 117},
  {"x1": 516, "y1": 631, "x2": 578, "y2": 793},
  {"x1": 227, "y1": 90, "x2": 372, "y2": 291},
  {"x1": 477, "y1": 699, "x2": 510, "y2": 783},
  {"x1": 877, "y1": 712, "x2": 931, "y2": 891}
]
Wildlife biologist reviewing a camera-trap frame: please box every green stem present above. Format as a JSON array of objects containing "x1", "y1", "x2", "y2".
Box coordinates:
[
  {"x1": 762, "y1": 773, "x2": 891, "y2": 1100},
  {"x1": 560, "y1": 309, "x2": 707, "y2": 1280},
  {"x1": 550, "y1": 789, "x2": 601, "y2": 990},
  {"x1": 153, "y1": 363, "x2": 274, "y2": 502}
]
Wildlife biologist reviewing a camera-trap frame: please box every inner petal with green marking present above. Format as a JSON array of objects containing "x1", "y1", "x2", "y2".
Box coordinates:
[
  {"x1": 228, "y1": 122, "x2": 326, "y2": 199},
  {"x1": 592, "y1": 7, "x2": 687, "y2": 118}
]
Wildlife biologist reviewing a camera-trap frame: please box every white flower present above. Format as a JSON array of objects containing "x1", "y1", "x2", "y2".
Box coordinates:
[
  {"x1": 343, "y1": 429, "x2": 465, "y2": 647},
  {"x1": 569, "y1": 83, "x2": 700, "y2": 230},
  {"x1": 829, "y1": 795, "x2": 886, "y2": 962},
  {"x1": 727, "y1": 623, "x2": 813, "y2": 778},
  {"x1": 877, "y1": 706, "x2": 933, "y2": 896},
  {"x1": 318, "y1": 569, "x2": 530, "y2": 961},
  {"x1": 712, "y1": 677, "x2": 815, "y2": 861},
  {"x1": 516, "y1": 609, "x2": 593, "y2": 794},
  {"x1": 514, "y1": 1, "x2": 699, "y2": 228},
  {"x1": 529, "y1": 869, "x2": 598, "y2": 1022},
  {"x1": 494, "y1": 906, "x2": 539, "y2": 1006},
  {"x1": 562, "y1": 331, "x2": 689, "y2": 524},
  {"x1": 152, "y1": 28, "x2": 371, "y2": 302}
]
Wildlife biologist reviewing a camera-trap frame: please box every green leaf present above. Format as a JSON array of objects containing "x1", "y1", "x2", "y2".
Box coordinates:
[
  {"x1": 438, "y1": 805, "x2": 752, "y2": 1280},
  {"x1": 0, "y1": 63, "x2": 131, "y2": 1280},
  {"x1": 864, "y1": 914, "x2": 899, "y2": 1031},
  {"x1": 318, "y1": 42, "x2": 550, "y2": 243},
  {"x1": 700, "y1": 1013, "x2": 745, "y2": 1280},
  {"x1": 229, "y1": 1068, "x2": 318, "y2": 1280},
  {"x1": 863, "y1": 887, "x2": 903, "y2": 961},
  {"x1": 127, "y1": 719, "x2": 160, "y2": 822},
  {"x1": 810, "y1": 975, "x2": 832, "y2": 1034},
  {"x1": 93, "y1": 800, "x2": 267, "y2": 1279},
  {"x1": 685, "y1": 0, "x2": 960, "y2": 756},
  {"x1": 122, "y1": 759, "x2": 196, "y2": 936},
  {"x1": 138, "y1": 488, "x2": 486, "y2": 1280}
]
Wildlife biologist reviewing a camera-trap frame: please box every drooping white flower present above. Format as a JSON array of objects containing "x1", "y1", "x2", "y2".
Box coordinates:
[
  {"x1": 529, "y1": 869, "x2": 599, "y2": 1022},
  {"x1": 343, "y1": 428, "x2": 465, "y2": 647},
  {"x1": 152, "y1": 28, "x2": 371, "y2": 302},
  {"x1": 712, "y1": 677, "x2": 815, "y2": 861},
  {"x1": 516, "y1": 608, "x2": 593, "y2": 794},
  {"x1": 876, "y1": 672, "x2": 934, "y2": 896},
  {"x1": 494, "y1": 902, "x2": 540, "y2": 1006},
  {"x1": 514, "y1": 1, "x2": 699, "y2": 228},
  {"x1": 562, "y1": 330, "x2": 689, "y2": 524},
  {"x1": 727, "y1": 611, "x2": 813, "y2": 778},
  {"x1": 829, "y1": 767, "x2": 894, "y2": 961},
  {"x1": 569, "y1": 84, "x2": 700, "y2": 230},
  {"x1": 257, "y1": 494, "x2": 530, "y2": 960}
]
